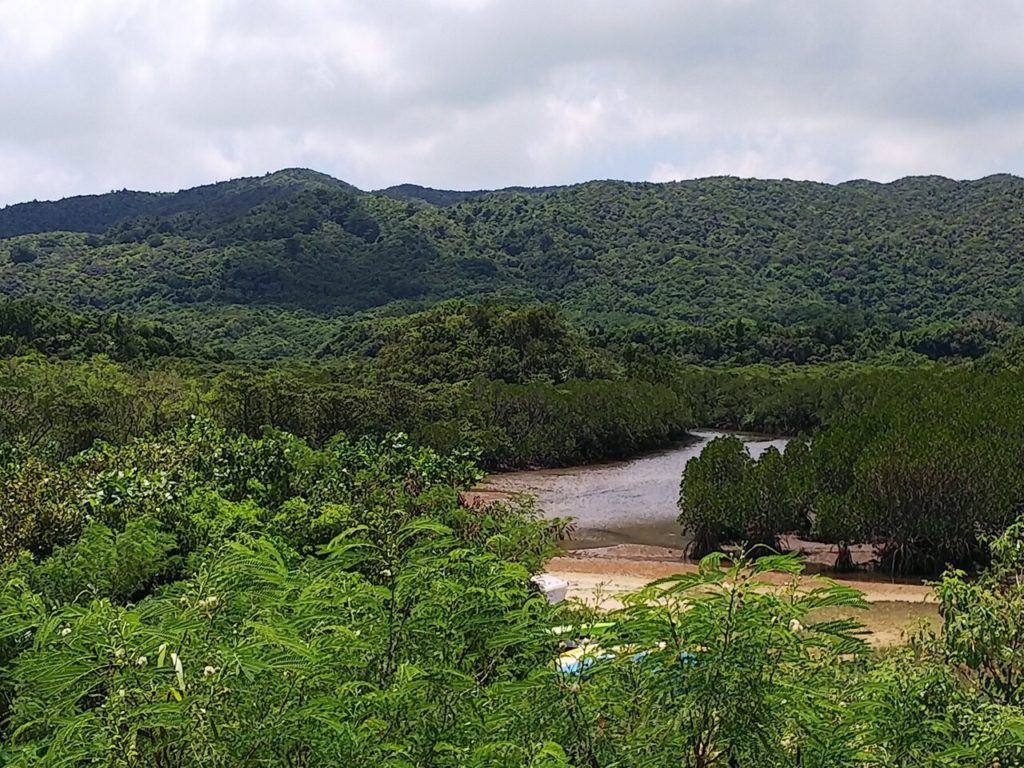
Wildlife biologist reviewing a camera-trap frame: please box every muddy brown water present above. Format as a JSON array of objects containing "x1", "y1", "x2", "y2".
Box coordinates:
[{"x1": 478, "y1": 431, "x2": 789, "y2": 550}]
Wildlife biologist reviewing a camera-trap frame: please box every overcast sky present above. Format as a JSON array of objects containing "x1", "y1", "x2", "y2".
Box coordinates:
[{"x1": 1, "y1": 0, "x2": 1022, "y2": 204}]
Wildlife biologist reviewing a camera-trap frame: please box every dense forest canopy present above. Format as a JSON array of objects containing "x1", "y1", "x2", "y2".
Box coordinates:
[{"x1": 2, "y1": 169, "x2": 1024, "y2": 357}]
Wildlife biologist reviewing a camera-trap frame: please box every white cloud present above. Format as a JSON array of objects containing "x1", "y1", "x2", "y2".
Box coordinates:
[{"x1": 0, "y1": 0, "x2": 1022, "y2": 204}]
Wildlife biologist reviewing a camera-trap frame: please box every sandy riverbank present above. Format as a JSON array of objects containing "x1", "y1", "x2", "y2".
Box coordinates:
[
  {"x1": 464, "y1": 483, "x2": 940, "y2": 647},
  {"x1": 546, "y1": 544, "x2": 939, "y2": 647}
]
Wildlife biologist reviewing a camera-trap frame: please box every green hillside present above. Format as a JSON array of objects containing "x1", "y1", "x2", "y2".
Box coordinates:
[
  {"x1": 2, "y1": 169, "x2": 1023, "y2": 357},
  {"x1": 0, "y1": 168, "x2": 354, "y2": 238}
]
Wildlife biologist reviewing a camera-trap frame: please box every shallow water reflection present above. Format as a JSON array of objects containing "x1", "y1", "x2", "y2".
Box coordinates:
[{"x1": 479, "y1": 431, "x2": 789, "y2": 549}]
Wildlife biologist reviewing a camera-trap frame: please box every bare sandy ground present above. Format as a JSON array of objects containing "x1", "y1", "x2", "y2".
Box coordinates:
[
  {"x1": 547, "y1": 545, "x2": 939, "y2": 647},
  {"x1": 464, "y1": 490, "x2": 940, "y2": 646}
]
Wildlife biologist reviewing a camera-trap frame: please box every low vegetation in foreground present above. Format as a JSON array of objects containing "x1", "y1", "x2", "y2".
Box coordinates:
[{"x1": 1, "y1": 423, "x2": 1024, "y2": 765}]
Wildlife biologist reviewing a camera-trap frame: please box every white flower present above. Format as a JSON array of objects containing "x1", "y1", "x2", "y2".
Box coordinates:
[
  {"x1": 136, "y1": 656, "x2": 148, "y2": 667},
  {"x1": 203, "y1": 665, "x2": 217, "y2": 677},
  {"x1": 171, "y1": 652, "x2": 186, "y2": 691},
  {"x1": 60, "y1": 627, "x2": 72, "y2": 637},
  {"x1": 788, "y1": 618, "x2": 804, "y2": 633}
]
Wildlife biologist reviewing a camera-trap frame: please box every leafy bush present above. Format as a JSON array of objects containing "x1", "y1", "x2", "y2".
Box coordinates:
[
  {"x1": 2, "y1": 423, "x2": 1024, "y2": 764},
  {"x1": 14, "y1": 517, "x2": 177, "y2": 606}
]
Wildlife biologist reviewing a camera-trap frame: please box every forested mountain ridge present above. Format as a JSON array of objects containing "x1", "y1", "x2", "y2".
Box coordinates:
[
  {"x1": 0, "y1": 168, "x2": 354, "y2": 239},
  {"x1": 377, "y1": 182, "x2": 560, "y2": 207},
  {"x1": 2, "y1": 169, "x2": 1023, "y2": 357}
]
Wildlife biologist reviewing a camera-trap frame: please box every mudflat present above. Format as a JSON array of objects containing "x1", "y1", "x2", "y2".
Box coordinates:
[{"x1": 547, "y1": 545, "x2": 939, "y2": 647}]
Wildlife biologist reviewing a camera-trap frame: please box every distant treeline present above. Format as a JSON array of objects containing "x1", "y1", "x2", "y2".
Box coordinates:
[
  {"x1": 0, "y1": 298, "x2": 1006, "y2": 577},
  {"x1": 680, "y1": 367, "x2": 1024, "y2": 575},
  {"x1": 4, "y1": 170, "x2": 1024, "y2": 356},
  {"x1": 1, "y1": 299, "x2": 1008, "y2": 474},
  {"x1": 0, "y1": 299, "x2": 188, "y2": 360}
]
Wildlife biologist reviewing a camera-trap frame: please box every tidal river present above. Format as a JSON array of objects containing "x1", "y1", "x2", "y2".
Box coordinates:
[{"x1": 478, "y1": 431, "x2": 788, "y2": 551}]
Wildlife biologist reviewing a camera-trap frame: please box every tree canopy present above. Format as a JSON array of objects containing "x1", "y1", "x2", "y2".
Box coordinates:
[{"x1": 3, "y1": 170, "x2": 1024, "y2": 357}]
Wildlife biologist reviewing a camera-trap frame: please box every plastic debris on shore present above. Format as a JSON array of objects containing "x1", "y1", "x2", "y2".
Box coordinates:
[{"x1": 531, "y1": 573, "x2": 569, "y2": 604}]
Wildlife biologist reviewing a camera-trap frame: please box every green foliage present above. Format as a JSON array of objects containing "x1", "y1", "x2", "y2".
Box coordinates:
[
  {"x1": 678, "y1": 367, "x2": 1024, "y2": 576},
  {"x1": 0, "y1": 451, "x2": 84, "y2": 561},
  {"x1": 0, "y1": 345, "x2": 694, "y2": 470},
  {"x1": 812, "y1": 369, "x2": 1024, "y2": 574},
  {"x1": 677, "y1": 436, "x2": 753, "y2": 557},
  {"x1": 322, "y1": 301, "x2": 621, "y2": 384},
  {"x1": 678, "y1": 437, "x2": 807, "y2": 558},
  {"x1": 5, "y1": 171, "x2": 1024, "y2": 358},
  {"x1": 563, "y1": 553, "x2": 869, "y2": 765},
  {"x1": 934, "y1": 519, "x2": 1024, "y2": 708},
  {"x1": 0, "y1": 357, "x2": 196, "y2": 458},
  {"x1": 11, "y1": 518, "x2": 177, "y2": 607},
  {"x1": 10, "y1": 169, "x2": 1024, "y2": 762},
  {"x1": 0, "y1": 425, "x2": 566, "y2": 766},
  {"x1": 0, "y1": 299, "x2": 189, "y2": 360},
  {"x1": 463, "y1": 377, "x2": 691, "y2": 469},
  {"x1": 1, "y1": 423, "x2": 1024, "y2": 764},
  {"x1": 595, "y1": 312, "x2": 1024, "y2": 367}
]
